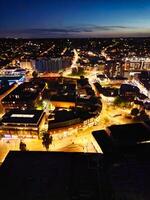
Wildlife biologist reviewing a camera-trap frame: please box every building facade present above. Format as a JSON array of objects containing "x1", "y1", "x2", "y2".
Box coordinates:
[
  {"x1": 124, "y1": 58, "x2": 150, "y2": 72},
  {"x1": 35, "y1": 57, "x2": 71, "y2": 73},
  {"x1": 104, "y1": 60, "x2": 124, "y2": 78},
  {"x1": 0, "y1": 110, "x2": 46, "y2": 137}
]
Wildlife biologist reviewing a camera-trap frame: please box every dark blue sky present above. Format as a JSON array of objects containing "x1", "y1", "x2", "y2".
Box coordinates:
[{"x1": 1, "y1": 0, "x2": 150, "y2": 38}]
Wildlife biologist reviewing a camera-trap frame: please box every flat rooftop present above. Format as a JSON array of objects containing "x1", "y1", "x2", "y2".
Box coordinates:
[
  {"x1": 109, "y1": 147, "x2": 150, "y2": 200},
  {"x1": 108, "y1": 123, "x2": 150, "y2": 145},
  {"x1": 0, "y1": 151, "x2": 104, "y2": 200},
  {"x1": 92, "y1": 130, "x2": 114, "y2": 154},
  {"x1": 2, "y1": 150, "x2": 150, "y2": 200},
  {"x1": 0, "y1": 76, "x2": 23, "y2": 81},
  {"x1": 92, "y1": 123, "x2": 150, "y2": 155},
  {"x1": 2, "y1": 81, "x2": 45, "y2": 103},
  {"x1": 1, "y1": 109, "x2": 44, "y2": 125}
]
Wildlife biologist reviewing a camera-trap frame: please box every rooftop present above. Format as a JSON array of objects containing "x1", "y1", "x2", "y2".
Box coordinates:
[
  {"x1": 108, "y1": 147, "x2": 150, "y2": 200},
  {"x1": 0, "y1": 76, "x2": 23, "y2": 81},
  {"x1": 1, "y1": 109, "x2": 44, "y2": 125},
  {"x1": 108, "y1": 123, "x2": 150, "y2": 145},
  {"x1": 0, "y1": 151, "x2": 104, "y2": 200},
  {"x1": 92, "y1": 122, "x2": 150, "y2": 156},
  {"x1": 2, "y1": 81, "x2": 45, "y2": 103},
  {"x1": 2, "y1": 150, "x2": 150, "y2": 199}
]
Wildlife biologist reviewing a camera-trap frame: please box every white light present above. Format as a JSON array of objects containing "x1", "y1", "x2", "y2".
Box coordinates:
[{"x1": 11, "y1": 114, "x2": 34, "y2": 118}]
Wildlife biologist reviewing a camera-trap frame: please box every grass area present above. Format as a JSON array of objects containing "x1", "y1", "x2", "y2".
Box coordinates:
[{"x1": 113, "y1": 96, "x2": 132, "y2": 108}]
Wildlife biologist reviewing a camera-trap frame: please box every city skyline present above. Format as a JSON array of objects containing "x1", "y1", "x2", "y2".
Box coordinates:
[{"x1": 1, "y1": 0, "x2": 150, "y2": 38}]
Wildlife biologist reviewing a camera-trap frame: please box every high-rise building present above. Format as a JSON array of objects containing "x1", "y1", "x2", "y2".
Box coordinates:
[
  {"x1": 35, "y1": 57, "x2": 71, "y2": 73},
  {"x1": 104, "y1": 60, "x2": 124, "y2": 78}
]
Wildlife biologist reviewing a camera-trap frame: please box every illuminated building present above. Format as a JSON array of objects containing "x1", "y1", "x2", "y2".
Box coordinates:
[
  {"x1": 20, "y1": 60, "x2": 35, "y2": 71},
  {"x1": 12, "y1": 59, "x2": 35, "y2": 71},
  {"x1": 124, "y1": 57, "x2": 150, "y2": 72},
  {"x1": 41, "y1": 77, "x2": 77, "y2": 108},
  {"x1": 35, "y1": 57, "x2": 71, "y2": 73},
  {"x1": 129, "y1": 71, "x2": 150, "y2": 99},
  {"x1": 1, "y1": 109, "x2": 46, "y2": 137},
  {"x1": 0, "y1": 76, "x2": 24, "y2": 86},
  {"x1": 0, "y1": 66, "x2": 26, "y2": 76},
  {"x1": 1, "y1": 81, "x2": 45, "y2": 111},
  {"x1": 104, "y1": 60, "x2": 124, "y2": 78}
]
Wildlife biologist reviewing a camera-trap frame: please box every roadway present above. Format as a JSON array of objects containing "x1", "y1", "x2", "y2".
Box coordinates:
[
  {"x1": 63, "y1": 49, "x2": 79, "y2": 76},
  {"x1": 39, "y1": 44, "x2": 55, "y2": 57},
  {"x1": 101, "y1": 42, "x2": 119, "y2": 61}
]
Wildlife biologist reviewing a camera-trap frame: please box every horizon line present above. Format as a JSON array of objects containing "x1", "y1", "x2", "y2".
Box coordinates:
[{"x1": 1, "y1": 36, "x2": 150, "y2": 39}]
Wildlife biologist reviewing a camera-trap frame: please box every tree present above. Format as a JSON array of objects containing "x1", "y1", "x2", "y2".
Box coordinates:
[
  {"x1": 19, "y1": 141, "x2": 27, "y2": 151},
  {"x1": 131, "y1": 108, "x2": 149, "y2": 122},
  {"x1": 131, "y1": 108, "x2": 139, "y2": 117},
  {"x1": 42, "y1": 133, "x2": 52, "y2": 151},
  {"x1": 32, "y1": 71, "x2": 38, "y2": 79},
  {"x1": 114, "y1": 96, "x2": 129, "y2": 107}
]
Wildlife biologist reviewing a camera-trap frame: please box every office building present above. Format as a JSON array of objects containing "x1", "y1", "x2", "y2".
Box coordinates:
[
  {"x1": 1, "y1": 81, "x2": 45, "y2": 111},
  {"x1": 35, "y1": 57, "x2": 71, "y2": 73},
  {"x1": 1, "y1": 109, "x2": 46, "y2": 137}
]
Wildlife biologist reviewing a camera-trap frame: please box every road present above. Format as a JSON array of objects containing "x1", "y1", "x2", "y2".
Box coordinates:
[
  {"x1": 71, "y1": 49, "x2": 79, "y2": 68},
  {"x1": 39, "y1": 44, "x2": 55, "y2": 57},
  {"x1": 101, "y1": 42, "x2": 119, "y2": 61},
  {"x1": 101, "y1": 48, "x2": 111, "y2": 61},
  {"x1": 63, "y1": 49, "x2": 80, "y2": 76},
  {"x1": 61, "y1": 47, "x2": 68, "y2": 56}
]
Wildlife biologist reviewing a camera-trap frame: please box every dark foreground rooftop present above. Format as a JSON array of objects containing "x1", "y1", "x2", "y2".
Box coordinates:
[
  {"x1": 108, "y1": 149, "x2": 150, "y2": 200},
  {"x1": 92, "y1": 122, "x2": 150, "y2": 155},
  {"x1": 0, "y1": 151, "x2": 106, "y2": 200},
  {"x1": 108, "y1": 122, "x2": 150, "y2": 145},
  {"x1": 2, "y1": 150, "x2": 150, "y2": 199}
]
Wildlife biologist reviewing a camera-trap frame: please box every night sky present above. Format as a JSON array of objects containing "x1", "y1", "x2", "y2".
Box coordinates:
[{"x1": 1, "y1": 0, "x2": 150, "y2": 38}]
